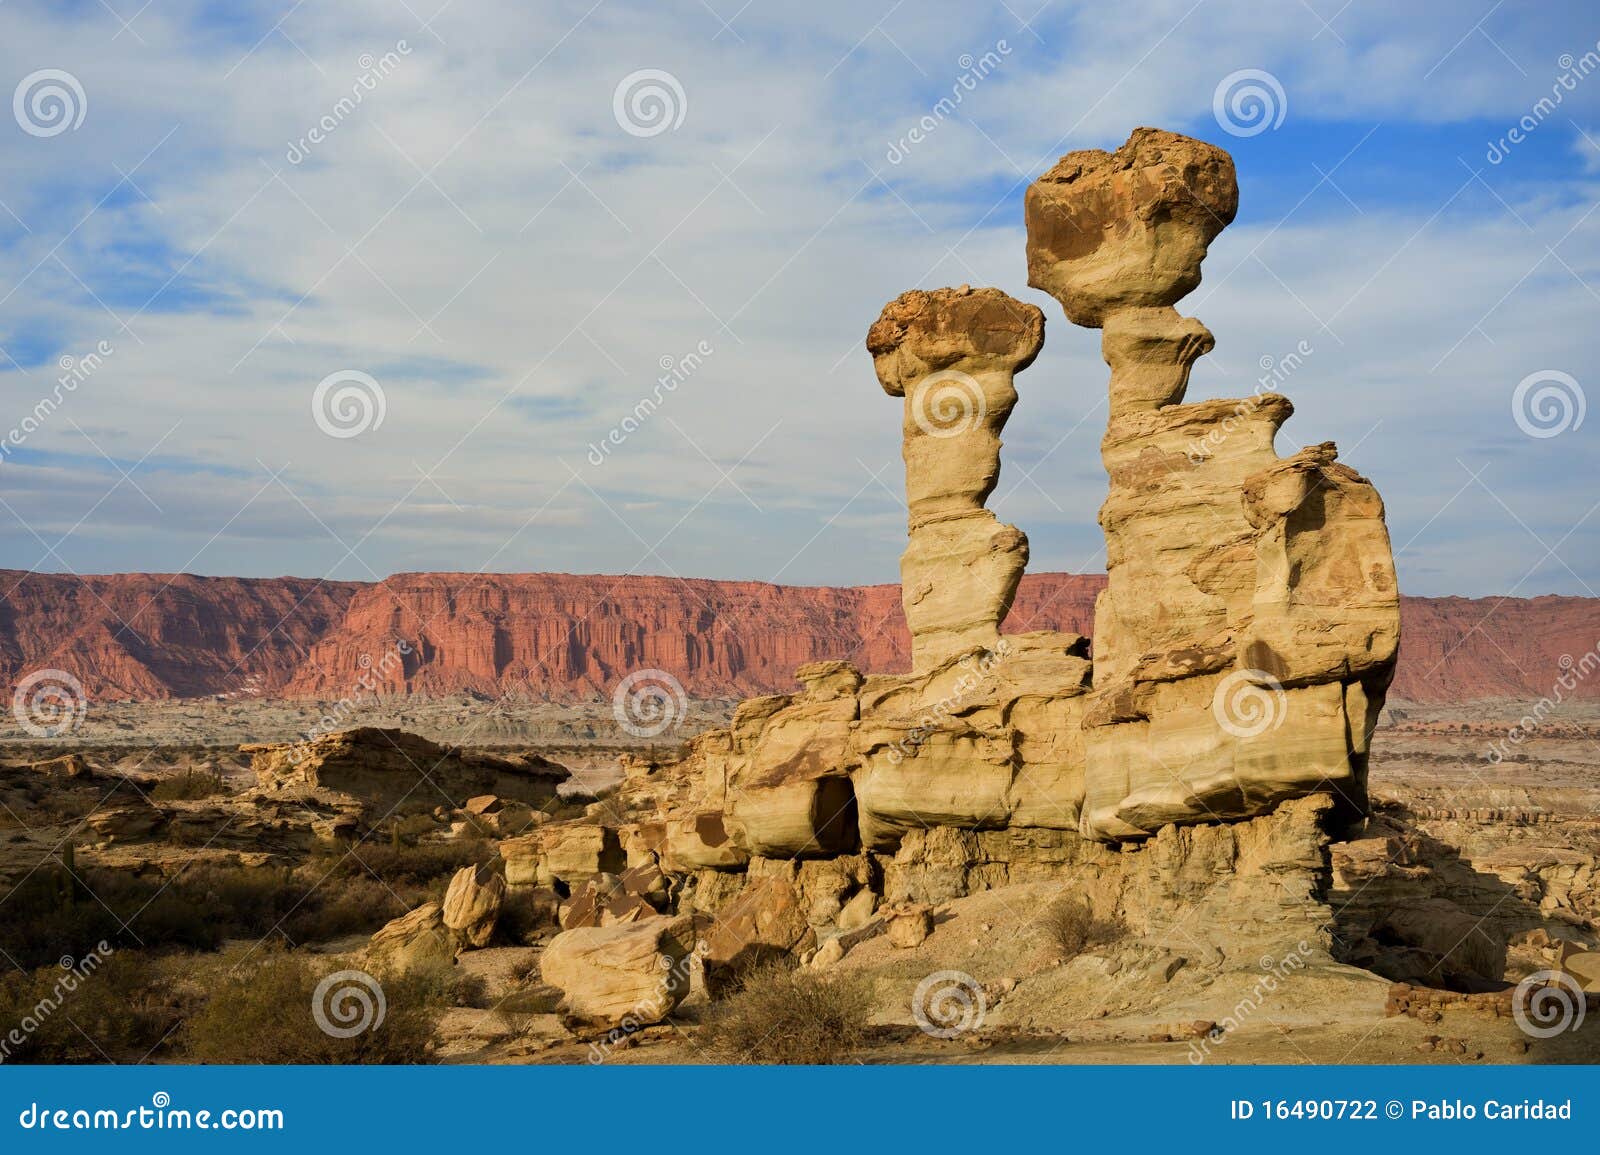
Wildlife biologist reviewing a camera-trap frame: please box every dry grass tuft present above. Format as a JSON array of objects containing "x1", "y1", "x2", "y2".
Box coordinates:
[
  {"x1": 699, "y1": 961, "x2": 871, "y2": 1065},
  {"x1": 1037, "y1": 896, "x2": 1128, "y2": 957}
]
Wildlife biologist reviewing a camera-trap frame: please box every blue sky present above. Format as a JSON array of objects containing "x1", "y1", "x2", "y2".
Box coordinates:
[{"x1": 0, "y1": 0, "x2": 1595, "y2": 598}]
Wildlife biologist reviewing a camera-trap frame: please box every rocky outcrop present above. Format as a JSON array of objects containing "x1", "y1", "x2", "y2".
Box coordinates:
[
  {"x1": 1024, "y1": 128, "x2": 1399, "y2": 839},
  {"x1": 442, "y1": 863, "x2": 506, "y2": 948},
  {"x1": 245, "y1": 727, "x2": 568, "y2": 817},
  {"x1": 2, "y1": 568, "x2": 1595, "y2": 707},
  {"x1": 867, "y1": 286, "x2": 1044, "y2": 673},
  {"x1": 539, "y1": 913, "x2": 705, "y2": 1028}
]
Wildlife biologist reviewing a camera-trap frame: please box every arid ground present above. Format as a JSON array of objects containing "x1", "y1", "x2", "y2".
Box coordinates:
[{"x1": 2, "y1": 696, "x2": 1594, "y2": 1065}]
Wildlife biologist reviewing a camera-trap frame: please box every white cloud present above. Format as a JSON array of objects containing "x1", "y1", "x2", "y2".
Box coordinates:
[{"x1": 0, "y1": 0, "x2": 1595, "y2": 596}]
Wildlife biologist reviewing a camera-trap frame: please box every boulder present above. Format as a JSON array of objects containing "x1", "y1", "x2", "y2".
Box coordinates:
[
  {"x1": 442, "y1": 863, "x2": 505, "y2": 948},
  {"x1": 540, "y1": 913, "x2": 705, "y2": 1028},
  {"x1": 703, "y1": 877, "x2": 816, "y2": 976},
  {"x1": 367, "y1": 901, "x2": 456, "y2": 973},
  {"x1": 886, "y1": 903, "x2": 933, "y2": 949}
]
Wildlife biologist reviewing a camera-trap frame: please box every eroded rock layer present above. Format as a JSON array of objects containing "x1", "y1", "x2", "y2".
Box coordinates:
[
  {"x1": 0, "y1": 569, "x2": 1589, "y2": 706},
  {"x1": 1024, "y1": 128, "x2": 1400, "y2": 840}
]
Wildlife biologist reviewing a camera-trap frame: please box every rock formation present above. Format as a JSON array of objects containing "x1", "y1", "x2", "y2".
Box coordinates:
[
  {"x1": 246, "y1": 727, "x2": 568, "y2": 816},
  {"x1": 1024, "y1": 127, "x2": 1399, "y2": 839},
  {"x1": 1, "y1": 568, "x2": 1590, "y2": 706},
  {"x1": 866, "y1": 286, "x2": 1043, "y2": 672},
  {"x1": 508, "y1": 126, "x2": 1411, "y2": 1023}
]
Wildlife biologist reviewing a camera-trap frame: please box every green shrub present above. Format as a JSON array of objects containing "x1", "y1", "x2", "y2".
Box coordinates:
[
  {"x1": 700, "y1": 961, "x2": 871, "y2": 1064},
  {"x1": 0, "y1": 953, "x2": 178, "y2": 1063},
  {"x1": 180, "y1": 953, "x2": 441, "y2": 1064}
]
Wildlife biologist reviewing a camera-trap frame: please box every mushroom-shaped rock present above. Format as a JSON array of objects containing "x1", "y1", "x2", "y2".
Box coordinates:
[
  {"x1": 867, "y1": 286, "x2": 1044, "y2": 673},
  {"x1": 1024, "y1": 127, "x2": 1236, "y2": 329},
  {"x1": 1025, "y1": 127, "x2": 1399, "y2": 841}
]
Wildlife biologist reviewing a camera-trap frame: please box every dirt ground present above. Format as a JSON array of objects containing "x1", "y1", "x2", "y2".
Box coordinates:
[{"x1": 3, "y1": 697, "x2": 1597, "y2": 1065}]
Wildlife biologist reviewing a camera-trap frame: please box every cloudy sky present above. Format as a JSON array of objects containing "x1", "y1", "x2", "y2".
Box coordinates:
[{"x1": 0, "y1": 0, "x2": 1594, "y2": 598}]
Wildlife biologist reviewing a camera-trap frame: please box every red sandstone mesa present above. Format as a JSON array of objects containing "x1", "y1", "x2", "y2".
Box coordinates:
[{"x1": 0, "y1": 568, "x2": 1594, "y2": 707}]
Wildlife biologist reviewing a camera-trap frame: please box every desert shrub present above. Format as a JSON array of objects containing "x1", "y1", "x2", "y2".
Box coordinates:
[
  {"x1": 2, "y1": 860, "x2": 434, "y2": 967},
  {"x1": 311, "y1": 838, "x2": 494, "y2": 891},
  {"x1": 538, "y1": 793, "x2": 596, "y2": 821},
  {"x1": 402, "y1": 960, "x2": 488, "y2": 1010},
  {"x1": 0, "y1": 953, "x2": 179, "y2": 1063},
  {"x1": 1037, "y1": 897, "x2": 1127, "y2": 957},
  {"x1": 150, "y1": 772, "x2": 229, "y2": 801},
  {"x1": 180, "y1": 952, "x2": 440, "y2": 1064},
  {"x1": 699, "y1": 961, "x2": 871, "y2": 1064},
  {"x1": 2, "y1": 867, "x2": 224, "y2": 969},
  {"x1": 278, "y1": 875, "x2": 413, "y2": 945}
]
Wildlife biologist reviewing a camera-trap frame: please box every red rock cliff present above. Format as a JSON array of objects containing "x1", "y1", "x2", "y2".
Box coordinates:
[{"x1": 1, "y1": 569, "x2": 1593, "y2": 704}]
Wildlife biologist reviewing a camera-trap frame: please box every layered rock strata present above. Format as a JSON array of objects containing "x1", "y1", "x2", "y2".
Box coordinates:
[{"x1": 1024, "y1": 127, "x2": 1400, "y2": 839}]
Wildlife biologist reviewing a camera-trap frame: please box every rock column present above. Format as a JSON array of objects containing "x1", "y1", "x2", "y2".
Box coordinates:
[
  {"x1": 1025, "y1": 128, "x2": 1400, "y2": 840},
  {"x1": 867, "y1": 286, "x2": 1045, "y2": 674}
]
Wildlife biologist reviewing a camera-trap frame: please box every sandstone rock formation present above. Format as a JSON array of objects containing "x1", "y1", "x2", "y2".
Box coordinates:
[
  {"x1": 442, "y1": 863, "x2": 506, "y2": 948},
  {"x1": 867, "y1": 286, "x2": 1044, "y2": 673},
  {"x1": 246, "y1": 727, "x2": 567, "y2": 817},
  {"x1": 1024, "y1": 127, "x2": 1399, "y2": 839},
  {"x1": 3, "y1": 567, "x2": 1592, "y2": 707},
  {"x1": 539, "y1": 912, "x2": 704, "y2": 1027},
  {"x1": 507, "y1": 127, "x2": 1422, "y2": 1024}
]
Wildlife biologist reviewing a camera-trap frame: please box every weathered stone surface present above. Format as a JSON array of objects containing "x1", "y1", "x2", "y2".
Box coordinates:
[
  {"x1": 885, "y1": 903, "x2": 932, "y2": 949},
  {"x1": 367, "y1": 901, "x2": 455, "y2": 974},
  {"x1": 442, "y1": 863, "x2": 505, "y2": 948},
  {"x1": 725, "y1": 675, "x2": 861, "y2": 858},
  {"x1": 703, "y1": 876, "x2": 816, "y2": 974},
  {"x1": 1024, "y1": 127, "x2": 1237, "y2": 330},
  {"x1": 540, "y1": 913, "x2": 704, "y2": 1027},
  {"x1": 868, "y1": 286, "x2": 1044, "y2": 674},
  {"x1": 246, "y1": 727, "x2": 567, "y2": 816},
  {"x1": 661, "y1": 811, "x2": 748, "y2": 872},
  {"x1": 1024, "y1": 127, "x2": 1400, "y2": 840}
]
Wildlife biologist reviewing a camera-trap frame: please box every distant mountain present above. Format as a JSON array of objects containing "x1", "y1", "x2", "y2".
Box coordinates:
[{"x1": 1, "y1": 569, "x2": 1593, "y2": 705}]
